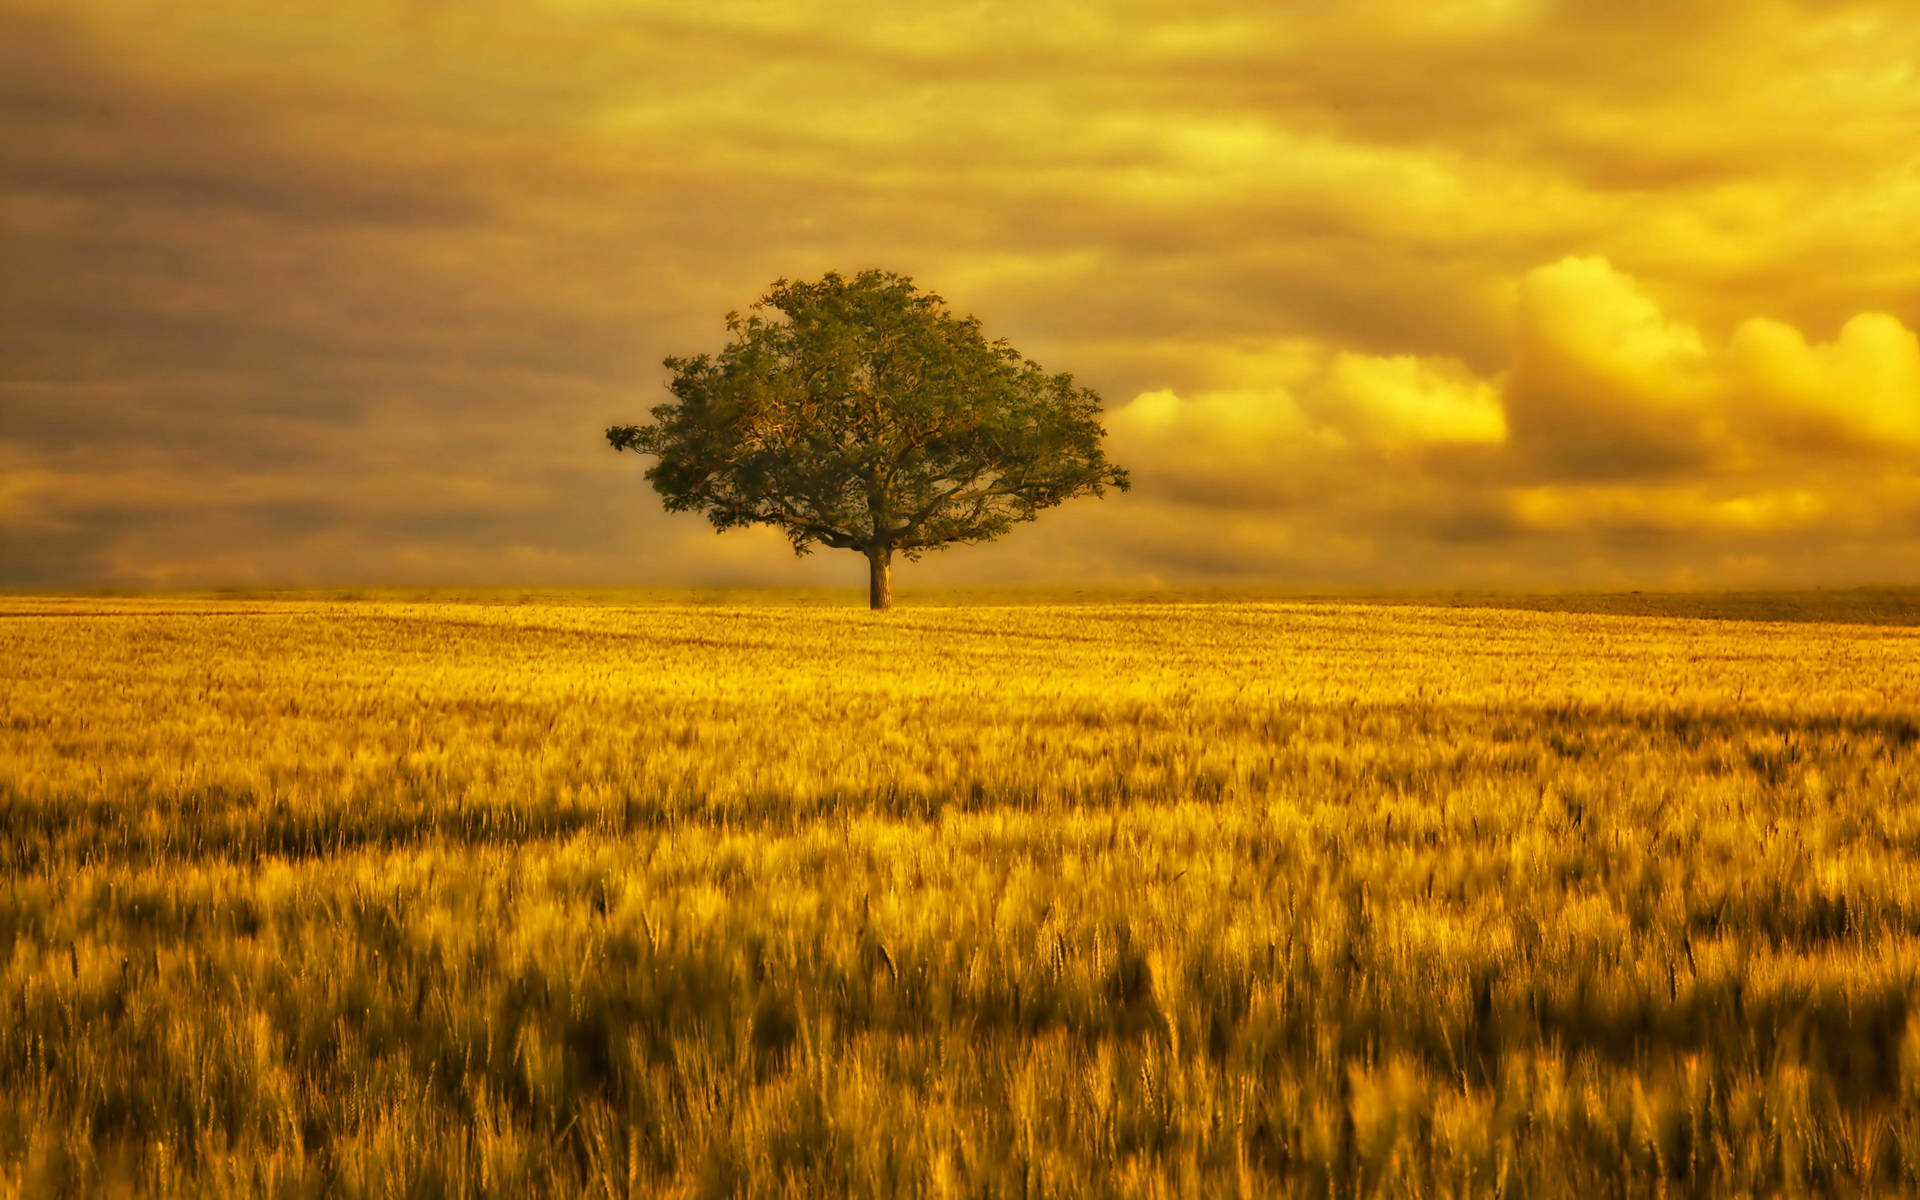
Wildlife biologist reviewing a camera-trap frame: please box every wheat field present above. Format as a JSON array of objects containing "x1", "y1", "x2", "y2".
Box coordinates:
[{"x1": 5, "y1": 594, "x2": 1920, "y2": 1197}]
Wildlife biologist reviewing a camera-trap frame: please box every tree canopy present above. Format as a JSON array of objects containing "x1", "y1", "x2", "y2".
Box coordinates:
[{"x1": 608, "y1": 270, "x2": 1129, "y2": 608}]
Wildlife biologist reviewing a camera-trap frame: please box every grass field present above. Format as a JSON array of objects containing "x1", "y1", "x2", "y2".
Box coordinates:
[{"x1": 6, "y1": 594, "x2": 1920, "y2": 1197}]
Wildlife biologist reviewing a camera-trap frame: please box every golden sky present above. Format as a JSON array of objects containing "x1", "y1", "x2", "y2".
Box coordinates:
[{"x1": 6, "y1": 0, "x2": 1920, "y2": 589}]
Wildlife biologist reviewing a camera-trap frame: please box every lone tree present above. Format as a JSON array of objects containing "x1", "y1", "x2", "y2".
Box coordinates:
[{"x1": 608, "y1": 270, "x2": 1130, "y2": 610}]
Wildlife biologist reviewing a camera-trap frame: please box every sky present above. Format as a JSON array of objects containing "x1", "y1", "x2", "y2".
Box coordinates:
[{"x1": 5, "y1": 0, "x2": 1920, "y2": 592}]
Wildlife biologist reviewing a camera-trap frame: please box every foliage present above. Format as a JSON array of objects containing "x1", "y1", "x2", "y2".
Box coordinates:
[
  {"x1": 5, "y1": 595, "x2": 1920, "y2": 1195},
  {"x1": 607, "y1": 271, "x2": 1129, "y2": 606}
]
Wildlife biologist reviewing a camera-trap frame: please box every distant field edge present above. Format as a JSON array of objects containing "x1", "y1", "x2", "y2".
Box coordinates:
[{"x1": 5, "y1": 585, "x2": 1920, "y2": 625}]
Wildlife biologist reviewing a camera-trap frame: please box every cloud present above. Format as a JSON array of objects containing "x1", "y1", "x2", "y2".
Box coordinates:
[
  {"x1": 1731, "y1": 312, "x2": 1920, "y2": 450},
  {"x1": 1077, "y1": 255, "x2": 1920, "y2": 586},
  {"x1": 1314, "y1": 353, "x2": 1507, "y2": 450},
  {"x1": 4, "y1": 0, "x2": 1920, "y2": 590},
  {"x1": 1501, "y1": 256, "x2": 1720, "y2": 479},
  {"x1": 1106, "y1": 340, "x2": 1506, "y2": 509}
]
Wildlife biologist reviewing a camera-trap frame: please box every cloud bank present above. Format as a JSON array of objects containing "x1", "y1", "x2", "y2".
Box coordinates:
[{"x1": 5, "y1": 0, "x2": 1920, "y2": 589}]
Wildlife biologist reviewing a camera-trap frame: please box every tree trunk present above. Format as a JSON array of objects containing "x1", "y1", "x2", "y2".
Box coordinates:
[{"x1": 867, "y1": 546, "x2": 893, "y2": 611}]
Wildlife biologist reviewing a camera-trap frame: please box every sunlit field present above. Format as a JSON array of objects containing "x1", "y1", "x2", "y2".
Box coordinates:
[{"x1": 6, "y1": 594, "x2": 1920, "y2": 1197}]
